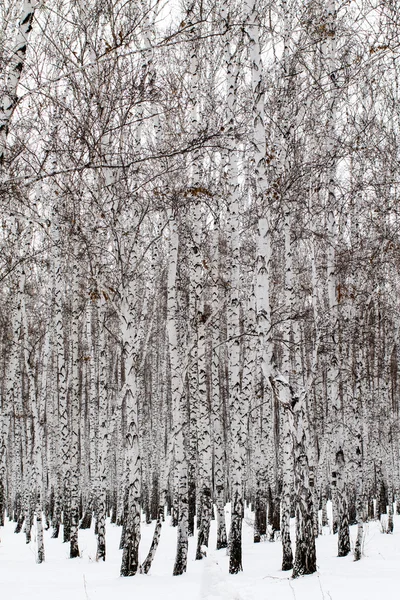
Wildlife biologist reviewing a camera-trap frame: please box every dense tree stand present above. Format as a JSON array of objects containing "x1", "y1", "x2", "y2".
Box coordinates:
[{"x1": 0, "y1": 0, "x2": 399, "y2": 585}]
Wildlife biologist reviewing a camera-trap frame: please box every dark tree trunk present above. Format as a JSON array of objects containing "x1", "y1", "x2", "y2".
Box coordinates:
[
  {"x1": 80, "y1": 506, "x2": 92, "y2": 529},
  {"x1": 111, "y1": 490, "x2": 117, "y2": 524},
  {"x1": 63, "y1": 488, "x2": 71, "y2": 543},
  {"x1": 14, "y1": 513, "x2": 24, "y2": 534},
  {"x1": 348, "y1": 490, "x2": 357, "y2": 525},
  {"x1": 254, "y1": 487, "x2": 262, "y2": 543},
  {"x1": 150, "y1": 474, "x2": 159, "y2": 520},
  {"x1": 51, "y1": 520, "x2": 60, "y2": 539},
  {"x1": 338, "y1": 506, "x2": 350, "y2": 557},
  {"x1": 378, "y1": 480, "x2": 388, "y2": 518},
  {"x1": 281, "y1": 494, "x2": 293, "y2": 571},
  {"x1": 196, "y1": 486, "x2": 212, "y2": 559},
  {"x1": 271, "y1": 493, "x2": 281, "y2": 540},
  {"x1": 229, "y1": 493, "x2": 243, "y2": 574},
  {"x1": 0, "y1": 481, "x2": 5, "y2": 526},
  {"x1": 188, "y1": 476, "x2": 196, "y2": 536},
  {"x1": 367, "y1": 497, "x2": 375, "y2": 521},
  {"x1": 70, "y1": 505, "x2": 80, "y2": 558},
  {"x1": 336, "y1": 450, "x2": 350, "y2": 557},
  {"x1": 215, "y1": 484, "x2": 228, "y2": 550}
]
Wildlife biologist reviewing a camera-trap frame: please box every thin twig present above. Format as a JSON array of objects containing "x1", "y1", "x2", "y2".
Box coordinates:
[
  {"x1": 288, "y1": 578, "x2": 297, "y2": 600},
  {"x1": 83, "y1": 575, "x2": 90, "y2": 600}
]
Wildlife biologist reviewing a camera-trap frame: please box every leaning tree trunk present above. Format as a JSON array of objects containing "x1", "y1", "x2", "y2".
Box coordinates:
[{"x1": 140, "y1": 439, "x2": 174, "y2": 574}]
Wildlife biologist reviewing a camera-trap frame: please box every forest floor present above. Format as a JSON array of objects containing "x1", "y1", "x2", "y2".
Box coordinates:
[{"x1": 1, "y1": 507, "x2": 399, "y2": 600}]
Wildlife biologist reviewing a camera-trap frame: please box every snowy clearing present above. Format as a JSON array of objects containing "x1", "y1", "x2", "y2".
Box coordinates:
[{"x1": 1, "y1": 508, "x2": 399, "y2": 600}]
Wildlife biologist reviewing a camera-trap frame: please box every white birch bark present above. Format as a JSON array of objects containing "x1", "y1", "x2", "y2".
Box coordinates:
[
  {"x1": 120, "y1": 276, "x2": 141, "y2": 576},
  {"x1": 256, "y1": 218, "x2": 274, "y2": 525},
  {"x1": 185, "y1": 0, "x2": 202, "y2": 537},
  {"x1": 280, "y1": 205, "x2": 294, "y2": 568},
  {"x1": 96, "y1": 299, "x2": 108, "y2": 560},
  {"x1": 166, "y1": 214, "x2": 189, "y2": 576},
  {"x1": 0, "y1": 0, "x2": 36, "y2": 165},
  {"x1": 50, "y1": 182, "x2": 71, "y2": 541},
  {"x1": 223, "y1": 9, "x2": 244, "y2": 571},
  {"x1": 9, "y1": 259, "x2": 27, "y2": 536},
  {"x1": 323, "y1": 0, "x2": 350, "y2": 557},
  {"x1": 69, "y1": 251, "x2": 80, "y2": 559},
  {"x1": 21, "y1": 282, "x2": 46, "y2": 562},
  {"x1": 353, "y1": 347, "x2": 366, "y2": 560},
  {"x1": 0, "y1": 269, "x2": 24, "y2": 526},
  {"x1": 195, "y1": 291, "x2": 212, "y2": 559},
  {"x1": 210, "y1": 228, "x2": 228, "y2": 550},
  {"x1": 271, "y1": 369, "x2": 317, "y2": 577},
  {"x1": 80, "y1": 300, "x2": 98, "y2": 529}
]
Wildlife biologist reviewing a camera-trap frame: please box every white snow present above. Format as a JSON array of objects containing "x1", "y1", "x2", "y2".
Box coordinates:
[{"x1": 1, "y1": 508, "x2": 400, "y2": 600}]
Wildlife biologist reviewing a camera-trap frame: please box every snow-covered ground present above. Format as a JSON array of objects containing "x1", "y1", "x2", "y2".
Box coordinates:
[{"x1": 1, "y1": 508, "x2": 399, "y2": 600}]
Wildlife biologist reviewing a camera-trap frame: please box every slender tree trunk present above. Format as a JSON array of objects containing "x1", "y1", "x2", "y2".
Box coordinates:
[
  {"x1": 96, "y1": 301, "x2": 108, "y2": 561},
  {"x1": 120, "y1": 281, "x2": 141, "y2": 576},
  {"x1": 271, "y1": 369, "x2": 316, "y2": 578},
  {"x1": 195, "y1": 303, "x2": 212, "y2": 559},
  {"x1": 211, "y1": 228, "x2": 228, "y2": 550},
  {"x1": 167, "y1": 214, "x2": 189, "y2": 576},
  {"x1": 0, "y1": 0, "x2": 36, "y2": 164},
  {"x1": 69, "y1": 254, "x2": 80, "y2": 559}
]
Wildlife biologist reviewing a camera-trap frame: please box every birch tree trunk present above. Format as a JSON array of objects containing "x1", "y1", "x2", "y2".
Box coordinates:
[
  {"x1": 271, "y1": 370, "x2": 316, "y2": 578},
  {"x1": 222, "y1": 6, "x2": 245, "y2": 572},
  {"x1": 323, "y1": 0, "x2": 350, "y2": 558},
  {"x1": 69, "y1": 252, "x2": 80, "y2": 559},
  {"x1": 0, "y1": 0, "x2": 35, "y2": 165},
  {"x1": 51, "y1": 200, "x2": 71, "y2": 542},
  {"x1": 0, "y1": 269, "x2": 23, "y2": 526},
  {"x1": 195, "y1": 298, "x2": 212, "y2": 559},
  {"x1": 9, "y1": 263, "x2": 26, "y2": 538},
  {"x1": 210, "y1": 228, "x2": 228, "y2": 550},
  {"x1": 120, "y1": 278, "x2": 141, "y2": 576},
  {"x1": 292, "y1": 394, "x2": 317, "y2": 578},
  {"x1": 21, "y1": 280, "x2": 46, "y2": 563},
  {"x1": 167, "y1": 214, "x2": 189, "y2": 576},
  {"x1": 280, "y1": 206, "x2": 294, "y2": 570},
  {"x1": 96, "y1": 299, "x2": 108, "y2": 561},
  {"x1": 353, "y1": 347, "x2": 365, "y2": 560}
]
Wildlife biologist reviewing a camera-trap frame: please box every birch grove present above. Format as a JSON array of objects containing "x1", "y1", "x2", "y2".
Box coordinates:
[{"x1": 1, "y1": 0, "x2": 400, "y2": 581}]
